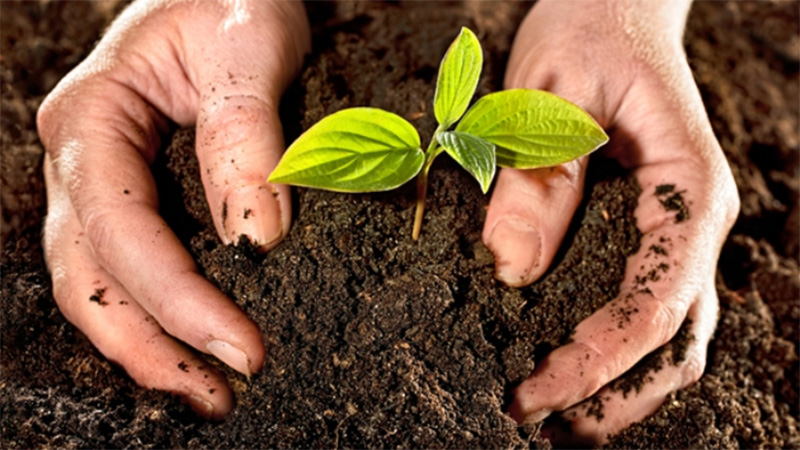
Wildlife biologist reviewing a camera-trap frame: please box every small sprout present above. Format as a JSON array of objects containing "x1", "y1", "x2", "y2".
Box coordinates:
[{"x1": 270, "y1": 27, "x2": 608, "y2": 240}]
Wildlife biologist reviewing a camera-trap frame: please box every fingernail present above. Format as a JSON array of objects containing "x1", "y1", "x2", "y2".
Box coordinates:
[
  {"x1": 485, "y1": 218, "x2": 541, "y2": 287},
  {"x1": 187, "y1": 395, "x2": 215, "y2": 419},
  {"x1": 223, "y1": 184, "x2": 284, "y2": 249},
  {"x1": 206, "y1": 339, "x2": 251, "y2": 376}
]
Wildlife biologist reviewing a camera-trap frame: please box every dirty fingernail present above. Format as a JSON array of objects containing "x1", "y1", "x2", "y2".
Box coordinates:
[
  {"x1": 223, "y1": 184, "x2": 284, "y2": 250},
  {"x1": 206, "y1": 339, "x2": 251, "y2": 376},
  {"x1": 187, "y1": 395, "x2": 215, "y2": 419},
  {"x1": 486, "y1": 218, "x2": 541, "y2": 287}
]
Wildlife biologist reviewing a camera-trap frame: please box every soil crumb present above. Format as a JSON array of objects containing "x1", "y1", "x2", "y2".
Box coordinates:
[
  {"x1": 89, "y1": 288, "x2": 108, "y2": 306},
  {"x1": 655, "y1": 184, "x2": 690, "y2": 223}
]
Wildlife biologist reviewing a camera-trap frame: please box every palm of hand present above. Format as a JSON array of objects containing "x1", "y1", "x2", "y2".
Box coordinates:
[{"x1": 490, "y1": 2, "x2": 739, "y2": 444}]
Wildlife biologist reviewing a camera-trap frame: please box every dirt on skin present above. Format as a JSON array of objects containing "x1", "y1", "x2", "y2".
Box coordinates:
[{"x1": 1, "y1": 1, "x2": 798, "y2": 448}]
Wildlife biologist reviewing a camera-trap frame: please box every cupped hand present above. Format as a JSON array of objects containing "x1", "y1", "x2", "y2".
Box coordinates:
[
  {"x1": 484, "y1": 0, "x2": 739, "y2": 443},
  {"x1": 38, "y1": 0, "x2": 309, "y2": 419}
]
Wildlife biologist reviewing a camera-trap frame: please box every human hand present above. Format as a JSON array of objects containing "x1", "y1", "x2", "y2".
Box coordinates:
[
  {"x1": 38, "y1": 0, "x2": 309, "y2": 419},
  {"x1": 482, "y1": 0, "x2": 739, "y2": 443}
]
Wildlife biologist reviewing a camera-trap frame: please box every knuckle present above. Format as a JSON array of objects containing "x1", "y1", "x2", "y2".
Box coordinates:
[
  {"x1": 40, "y1": 202, "x2": 78, "y2": 315},
  {"x1": 721, "y1": 182, "x2": 741, "y2": 229},
  {"x1": 49, "y1": 265, "x2": 72, "y2": 309},
  {"x1": 199, "y1": 96, "x2": 276, "y2": 150},
  {"x1": 36, "y1": 76, "x2": 93, "y2": 152},
  {"x1": 36, "y1": 96, "x2": 65, "y2": 156},
  {"x1": 543, "y1": 158, "x2": 586, "y2": 193},
  {"x1": 36, "y1": 96, "x2": 56, "y2": 137},
  {"x1": 646, "y1": 298, "x2": 683, "y2": 347},
  {"x1": 46, "y1": 259, "x2": 82, "y2": 323},
  {"x1": 569, "y1": 341, "x2": 613, "y2": 400},
  {"x1": 81, "y1": 207, "x2": 119, "y2": 266},
  {"x1": 581, "y1": 372, "x2": 610, "y2": 401},
  {"x1": 154, "y1": 315, "x2": 182, "y2": 341},
  {"x1": 705, "y1": 151, "x2": 740, "y2": 229},
  {"x1": 41, "y1": 205, "x2": 73, "y2": 277}
]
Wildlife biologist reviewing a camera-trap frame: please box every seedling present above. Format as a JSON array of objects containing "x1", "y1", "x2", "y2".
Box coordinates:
[{"x1": 269, "y1": 27, "x2": 608, "y2": 240}]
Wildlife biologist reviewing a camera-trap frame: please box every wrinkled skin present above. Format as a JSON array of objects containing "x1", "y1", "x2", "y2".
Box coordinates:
[
  {"x1": 38, "y1": 0, "x2": 310, "y2": 419},
  {"x1": 486, "y1": 0, "x2": 739, "y2": 444},
  {"x1": 38, "y1": 0, "x2": 738, "y2": 442}
]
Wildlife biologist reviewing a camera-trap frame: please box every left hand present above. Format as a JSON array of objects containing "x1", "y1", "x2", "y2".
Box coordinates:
[{"x1": 483, "y1": 0, "x2": 739, "y2": 443}]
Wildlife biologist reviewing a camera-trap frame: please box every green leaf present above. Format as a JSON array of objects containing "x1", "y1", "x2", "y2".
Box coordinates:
[
  {"x1": 437, "y1": 131, "x2": 496, "y2": 193},
  {"x1": 433, "y1": 27, "x2": 483, "y2": 128},
  {"x1": 269, "y1": 108, "x2": 423, "y2": 192},
  {"x1": 456, "y1": 89, "x2": 609, "y2": 168}
]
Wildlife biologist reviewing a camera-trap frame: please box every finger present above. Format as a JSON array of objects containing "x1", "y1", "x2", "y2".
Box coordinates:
[
  {"x1": 509, "y1": 231, "x2": 692, "y2": 423},
  {"x1": 40, "y1": 84, "x2": 265, "y2": 376},
  {"x1": 555, "y1": 283, "x2": 717, "y2": 445},
  {"x1": 185, "y1": 1, "x2": 310, "y2": 249},
  {"x1": 483, "y1": 157, "x2": 587, "y2": 286},
  {"x1": 484, "y1": 12, "x2": 619, "y2": 288},
  {"x1": 509, "y1": 165, "x2": 728, "y2": 423},
  {"x1": 43, "y1": 160, "x2": 233, "y2": 419},
  {"x1": 195, "y1": 86, "x2": 291, "y2": 250}
]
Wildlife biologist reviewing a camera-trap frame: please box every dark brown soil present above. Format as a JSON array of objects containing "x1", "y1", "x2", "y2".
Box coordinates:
[{"x1": 1, "y1": 1, "x2": 798, "y2": 448}]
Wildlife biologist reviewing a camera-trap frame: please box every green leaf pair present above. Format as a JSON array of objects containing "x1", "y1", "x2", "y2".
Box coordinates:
[{"x1": 269, "y1": 27, "x2": 608, "y2": 238}]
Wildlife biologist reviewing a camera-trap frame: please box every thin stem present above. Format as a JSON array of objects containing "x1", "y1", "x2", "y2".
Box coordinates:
[
  {"x1": 412, "y1": 168, "x2": 428, "y2": 240},
  {"x1": 412, "y1": 125, "x2": 446, "y2": 240}
]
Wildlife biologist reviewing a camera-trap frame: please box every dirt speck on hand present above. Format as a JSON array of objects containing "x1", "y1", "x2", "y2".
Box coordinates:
[
  {"x1": 655, "y1": 184, "x2": 690, "y2": 223},
  {"x1": 89, "y1": 287, "x2": 108, "y2": 306}
]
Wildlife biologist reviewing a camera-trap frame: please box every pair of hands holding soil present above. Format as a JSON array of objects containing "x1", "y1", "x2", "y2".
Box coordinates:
[{"x1": 37, "y1": 0, "x2": 738, "y2": 444}]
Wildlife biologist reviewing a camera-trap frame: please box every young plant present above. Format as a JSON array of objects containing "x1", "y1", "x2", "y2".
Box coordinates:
[{"x1": 269, "y1": 27, "x2": 608, "y2": 240}]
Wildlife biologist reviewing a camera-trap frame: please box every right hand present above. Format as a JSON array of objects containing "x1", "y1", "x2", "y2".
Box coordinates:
[{"x1": 38, "y1": 0, "x2": 309, "y2": 419}]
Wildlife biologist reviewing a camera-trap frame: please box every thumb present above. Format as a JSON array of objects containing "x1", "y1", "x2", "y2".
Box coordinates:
[
  {"x1": 483, "y1": 6, "x2": 623, "y2": 286},
  {"x1": 186, "y1": 1, "x2": 310, "y2": 249}
]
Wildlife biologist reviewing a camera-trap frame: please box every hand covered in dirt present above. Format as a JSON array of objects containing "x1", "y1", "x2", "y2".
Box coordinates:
[
  {"x1": 484, "y1": 0, "x2": 740, "y2": 443},
  {"x1": 38, "y1": 0, "x2": 309, "y2": 419}
]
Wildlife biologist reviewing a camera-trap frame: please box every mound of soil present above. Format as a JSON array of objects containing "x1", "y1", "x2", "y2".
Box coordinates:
[{"x1": 2, "y1": 1, "x2": 798, "y2": 448}]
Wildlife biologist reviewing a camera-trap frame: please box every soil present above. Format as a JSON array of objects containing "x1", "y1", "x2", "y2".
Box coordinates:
[{"x1": 1, "y1": 1, "x2": 798, "y2": 448}]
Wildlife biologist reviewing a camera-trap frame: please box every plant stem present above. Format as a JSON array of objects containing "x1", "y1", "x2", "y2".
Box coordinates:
[
  {"x1": 412, "y1": 168, "x2": 428, "y2": 240},
  {"x1": 412, "y1": 125, "x2": 446, "y2": 240}
]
